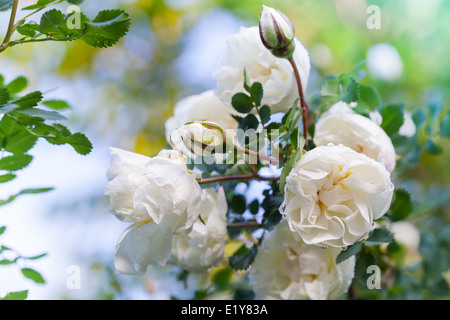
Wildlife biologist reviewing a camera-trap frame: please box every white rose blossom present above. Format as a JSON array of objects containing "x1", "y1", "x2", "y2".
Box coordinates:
[
  {"x1": 165, "y1": 90, "x2": 238, "y2": 144},
  {"x1": 213, "y1": 26, "x2": 310, "y2": 114},
  {"x1": 105, "y1": 147, "x2": 203, "y2": 274},
  {"x1": 249, "y1": 221, "x2": 355, "y2": 300},
  {"x1": 390, "y1": 221, "x2": 421, "y2": 266},
  {"x1": 281, "y1": 144, "x2": 394, "y2": 248},
  {"x1": 314, "y1": 101, "x2": 397, "y2": 172},
  {"x1": 169, "y1": 188, "x2": 228, "y2": 273}
]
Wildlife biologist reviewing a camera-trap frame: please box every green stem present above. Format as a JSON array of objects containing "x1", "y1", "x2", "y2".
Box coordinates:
[{"x1": 0, "y1": 0, "x2": 20, "y2": 51}]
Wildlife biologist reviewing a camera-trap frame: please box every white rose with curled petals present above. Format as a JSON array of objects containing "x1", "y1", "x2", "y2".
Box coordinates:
[
  {"x1": 106, "y1": 147, "x2": 203, "y2": 274},
  {"x1": 280, "y1": 144, "x2": 394, "y2": 248},
  {"x1": 314, "y1": 101, "x2": 397, "y2": 172},
  {"x1": 169, "y1": 188, "x2": 228, "y2": 273},
  {"x1": 249, "y1": 221, "x2": 355, "y2": 300},
  {"x1": 165, "y1": 90, "x2": 238, "y2": 144},
  {"x1": 213, "y1": 26, "x2": 310, "y2": 114}
]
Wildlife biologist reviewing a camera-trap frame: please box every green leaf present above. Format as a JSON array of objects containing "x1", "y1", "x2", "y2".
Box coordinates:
[
  {"x1": 0, "y1": 226, "x2": 5, "y2": 236},
  {"x1": 230, "y1": 194, "x2": 246, "y2": 215},
  {"x1": 17, "y1": 108, "x2": 67, "y2": 121},
  {"x1": 380, "y1": 103, "x2": 404, "y2": 137},
  {"x1": 279, "y1": 147, "x2": 303, "y2": 195},
  {"x1": 39, "y1": 9, "x2": 67, "y2": 39},
  {"x1": 336, "y1": 241, "x2": 363, "y2": 264},
  {"x1": 388, "y1": 188, "x2": 413, "y2": 222},
  {"x1": 21, "y1": 268, "x2": 45, "y2": 284},
  {"x1": 339, "y1": 75, "x2": 359, "y2": 103},
  {"x1": 0, "y1": 259, "x2": 14, "y2": 265},
  {"x1": 354, "y1": 252, "x2": 377, "y2": 286},
  {"x1": 0, "y1": 187, "x2": 54, "y2": 206},
  {"x1": 0, "y1": 154, "x2": 33, "y2": 171},
  {"x1": 62, "y1": 132, "x2": 93, "y2": 155},
  {"x1": 0, "y1": 0, "x2": 13, "y2": 12},
  {"x1": 250, "y1": 82, "x2": 263, "y2": 106},
  {"x1": 6, "y1": 76, "x2": 28, "y2": 95},
  {"x1": 42, "y1": 100, "x2": 71, "y2": 110},
  {"x1": 0, "y1": 290, "x2": 28, "y2": 300},
  {"x1": 26, "y1": 253, "x2": 47, "y2": 260},
  {"x1": 0, "y1": 115, "x2": 38, "y2": 154},
  {"x1": 212, "y1": 267, "x2": 233, "y2": 291},
  {"x1": 231, "y1": 93, "x2": 253, "y2": 114},
  {"x1": 258, "y1": 105, "x2": 271, "y2": 125},
  {"x1": 0, "y1": 87, "x2": 11, "y2": 105},
  {"x1": 248, "y1": 199, "x2": 259, "y2": 215},
  {"x1": 67, "y1": 0, "x2": 83, "y2": 4},
  {"x1": 23, "y1": 0, "x2": 58, "y2": 10},
  {"x1": 228, "y1": 244, "x2": 258, "y2": 271},
  {"x1": 357, "y1": 84, "x2": 381, "y2": 111},
  {"x1": 424, "y1": 138, "x2": 443, "y2": 155},
  {"x1": 13, "y1": 91, "x2": 43, "y2": 109},
  {"x1": 439, "y1": 110, "x2": 450, "y2": 137},
  {"x1": 364, "y1": 228, "x2": 394, "y2": 246},
  {"x1": 16, "y1": 23, "x2": 40, "y2": 37},
  {"x1": 238, "y1": 114, "x2": 259, "y2": 132},
  {"x1": 81, "y1": 9, "x2": 131, "y2": 48},
  {"x1": 0, "y1": 174, "x2": 16, "y2": 183}
]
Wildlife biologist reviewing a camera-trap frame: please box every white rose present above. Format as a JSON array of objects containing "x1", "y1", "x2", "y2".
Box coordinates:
[
  {"x1": 314, "y1": 101, "x2": 397, "y2": 172},
  {"x1": 106, "y1": 148, "x2": 203, "y2": 274},
  {"x1": 390, "y1": 221, "x2": 421, "y2": 266},
  {"x1": 213, "y1": 26, "x2": 310, "y2": 114},
  {"x1": 249, "y1": 221, "x2": 355, "y2": 300},
  {"x1": 105, "y1": 147, "x2": 152, "y2": 222},
  {"x1": 165, "y1": 90, "x2": 238, "y2": 144},
  {"x1": 280, "y1": 144, "x2": 394, "y2": 248},
  {"x1": 169, "y1": 188, "x2": 228, "y2": 273}
]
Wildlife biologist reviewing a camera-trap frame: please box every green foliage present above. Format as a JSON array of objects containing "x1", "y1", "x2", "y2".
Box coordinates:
[
  {"x1": 21, "y1": 268, "x2": 46, "y2": 284},
  {"x1": 228, "y1": 244, "x2": 258, "y2": 271},
  {"x1": 1, "y1": 1, "x2": 130, "y2": 53}
]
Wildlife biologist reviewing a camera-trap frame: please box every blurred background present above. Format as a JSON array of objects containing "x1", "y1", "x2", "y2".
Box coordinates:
[{"x1": 0, "y1": 0, "x2": 449, "y2": 299}]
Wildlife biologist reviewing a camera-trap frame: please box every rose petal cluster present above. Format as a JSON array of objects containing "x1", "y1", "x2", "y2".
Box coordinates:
[
  {"x1": 106, "y1": 147, "x2": 226, "y2": 274},
  {"x1": 280, "y1": 144, "x2": 394, "y2": 248},
  {"x1": 249, "y1": 221, "x2": 355, "y2": 300},
  {"x1": 314, "y1": 101, "x2": 397, "y2": 172}
]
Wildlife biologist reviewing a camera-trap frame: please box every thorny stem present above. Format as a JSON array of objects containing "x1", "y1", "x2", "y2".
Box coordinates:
[
  {"x1": 288, "y1": 57, "x2": 310, "y2": 140},
  {"x1": 198, "y1": 172, "x2": 279, "y2": 184},
  {"x1": 234, "y1": 144, "x2": 279, "y2": 165},
  {"x1": 227, "y1": 221, "x2": 262, "y2": 228}
]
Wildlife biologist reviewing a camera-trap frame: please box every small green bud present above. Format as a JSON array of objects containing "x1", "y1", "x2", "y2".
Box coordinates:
[{"x1": 259, "y1": 5, "x2": 296, "y2": 59}]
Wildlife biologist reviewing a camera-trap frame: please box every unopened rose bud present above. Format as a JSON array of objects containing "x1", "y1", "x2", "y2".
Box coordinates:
[
  {"x1": 259, "y1": 5, "x2": 296, "y2": 59},
  {"x1": 170, "y1": 120, "x2": 232, "y2": 158}
]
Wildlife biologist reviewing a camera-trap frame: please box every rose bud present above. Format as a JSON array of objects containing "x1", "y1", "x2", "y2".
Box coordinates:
[{"x1": 259, "y1": 5, "x2": 296, "y2": 59}]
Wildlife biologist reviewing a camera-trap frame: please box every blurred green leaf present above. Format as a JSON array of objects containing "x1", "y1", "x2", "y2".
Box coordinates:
[
  {"x1": 364, "y1": 228, "x2": 394, "y2": 246},
  {"x1": 424, "y1": 138, "x2": 443, "y2": 155},
  {"x1": 21, "y1": 268, "x2": 45, "y2": 284},
  {"x1": 6, "y1": 76, "x2": 28, "y2": 95},
  {"x1": 229, "y1": 244, "x2": 258, "y2": 271},
  {"x1": 380, "y1": 103, "x2": 404, "y2": 136},
  {"x1": 388, "y1": 188, "x2": 413, "y2": 222},
  {"x1": 0, "y1": 187, "x2": 54, "y2": 206},
  {"x1": 336, "y1": 241, "x2": 363, "y2": 264},
  {"x1": 0, "y1": 0, "x2": 13, "y2": 12},
  {"x1": 355, "y1": 252, "x2": 377, "y2": 286},
  {"x1": 0, "y1": 154, "x2": 33, "y2": 171},
  {"x1": 42, "y1": 100, "x2": 71, "y2": 110},
  {"x1": 0, "y1": 290, "x2": 28, "y2": 300}
]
